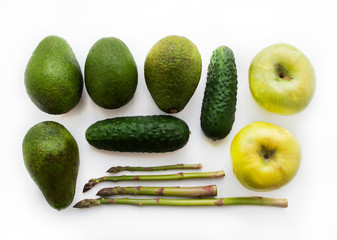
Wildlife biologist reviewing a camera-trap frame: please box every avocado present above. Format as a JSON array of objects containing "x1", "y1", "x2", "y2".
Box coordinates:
[
  {"x1": 200, "y1": 46, "x2": 238, "y2": 140},
  {"x1": 85, "y1": 37, "x2": 138, "y2": 109},
  {"x1": 86, "y1": 115, "x2": 190, "y2": 153},
  {"x1": 25, "y1": 36, "x2": 83, "y2": 114},
  {"x1": 144, "y1": 35, "x2": 202, "y2": 113},
  {"x1": 22, "y1": 121, "x2": 79, "y2": 210}
]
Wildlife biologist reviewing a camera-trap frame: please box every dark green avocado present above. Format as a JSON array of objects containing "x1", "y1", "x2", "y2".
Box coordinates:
[
  {"x1": 86, "y1": 115, "x2": 190, "y2": 153},
  {"x1": 24, "y1": 35, "x2": 83, "y2": 114},
  {"x1": 200, "y1": 46, "x2": 238, "y2": 140},
  {"x1": 85, "y1": 37, "x2": 138, "y2": 109},
  {"x1": 22, "y1": 121, "x2": 79, "y2": 210}
]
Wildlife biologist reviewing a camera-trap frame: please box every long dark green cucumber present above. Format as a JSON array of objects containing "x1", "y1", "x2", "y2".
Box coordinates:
[
  {"x1": 200, "y1": 46, "x2": 238, "y2": 140},
  {"x1": 85, "y1": 115, "x2": 190, "y2": 153}
]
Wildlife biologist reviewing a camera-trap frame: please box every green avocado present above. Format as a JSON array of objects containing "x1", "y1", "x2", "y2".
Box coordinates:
[
  {"x1": 25, "y1": 36, "x2": 83, "y2": 114},
  {"x1": 85, "y1": 37, "x2": 138, "y2": 109},
  {"x1": 86, "y1": 115, "x2": 190, "y2": 153},
  {"x1": 144, "y1": 35, "x2": 202, "y2": 113},
  {"x1": 200, "y1": 46, "x2": 238, "y2": 140},
  {"x1": 22, "y1": 121, "x2": 79, "y2": 210}
]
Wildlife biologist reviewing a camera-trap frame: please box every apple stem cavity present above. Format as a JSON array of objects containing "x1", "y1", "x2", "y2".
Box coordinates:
[
  {"x1": 260, "y1": 145, "x2": 276, "y2": 164},
  {"x1": 275, "y1": 63, "x2": 292, "y2": 81}
]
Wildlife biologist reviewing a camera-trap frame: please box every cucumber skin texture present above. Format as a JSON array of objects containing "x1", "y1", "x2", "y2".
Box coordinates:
[
  {"x1": 86, "y1": 115, "x2": 190, "y2": 153},
  {"x1": 200, "y1": 46, "x2": 238, "y2": 140}
]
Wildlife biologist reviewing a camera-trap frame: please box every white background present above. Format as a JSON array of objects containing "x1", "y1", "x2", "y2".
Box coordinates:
[{"x1": 0, "y1": 0, "x2": 336, "y2": 239}]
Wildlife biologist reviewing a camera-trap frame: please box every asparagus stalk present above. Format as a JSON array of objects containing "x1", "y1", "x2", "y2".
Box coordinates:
[
  {"x1": 74, "y1": 197, "x2": 288, "y2": 208},
  {"x1": 107, "y1": 163, "x2": 202, "y2": 173},
  {"x1": 83, "y1": 170, "x2": 225, "y2": 192},
  {"x1": 97, "y1": 185, "x2": 217, "y2": 197}
]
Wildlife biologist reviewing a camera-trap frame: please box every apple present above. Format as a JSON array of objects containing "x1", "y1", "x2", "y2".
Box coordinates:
[
  {"x1": 249, "y1": 43, "x2": 315, "y2": 115},
  {"x1": 230, "y1": 121, "x2": 301, "y2": 191}
]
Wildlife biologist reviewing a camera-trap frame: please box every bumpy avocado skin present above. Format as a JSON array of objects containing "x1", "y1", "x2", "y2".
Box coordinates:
[
  {"x1": 24, "y1": 36, "x2": 83, "y2": 114},
  {"x1": 22, "y1": 121, "x2": 79, "y2": 210},
  {"x1": 200, "y1": 46, "x2": 238, "y2": 140},
  {"x1": 85, "y1": 37, "x2": 138, "y2": 109},
  {"x1": 86, "y1": 115, "x2": 190, "y2": 153},
  {"x1": 144, "y1": 36, "x2": 202, "y2": 113}
]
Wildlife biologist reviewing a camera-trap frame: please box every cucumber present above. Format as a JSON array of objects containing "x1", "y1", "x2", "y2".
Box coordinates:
[
  {"x1": 86, "y1": 115, "x2": 190, "y2": 153},
  {"x1": 200, "y1": 46, "x2": 238, "y2": 140}
]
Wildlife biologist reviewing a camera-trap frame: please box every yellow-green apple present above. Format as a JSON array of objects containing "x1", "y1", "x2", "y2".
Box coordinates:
[
  {"x1": 230, "y1": 121, "x2": 301, "y2": 191},
  {"x1": 249, "y1": 43, "x2": 315, "y2": 115}
]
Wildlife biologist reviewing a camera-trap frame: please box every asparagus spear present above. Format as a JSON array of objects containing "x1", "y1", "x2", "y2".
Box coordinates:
[
  {"x1": 97, "y1": 185, "x2": 217, "y2": 197},
  {"x1": 83, "y1": 170, "x2": 225, "y2": 192},
  {"x1": 107, "y1": 163, "x2": 202, "y2": 173},
  {"x1": 74, "y1": 197, "x2": 288, "y2": 208}
]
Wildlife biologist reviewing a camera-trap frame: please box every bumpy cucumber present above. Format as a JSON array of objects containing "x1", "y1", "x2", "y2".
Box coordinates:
[
  {"x1": 86, "y1": 115, "x2": 190, "y2": 153},
  {"x1": 200, "y1": 46, "x2": 238, "y2": 140}
]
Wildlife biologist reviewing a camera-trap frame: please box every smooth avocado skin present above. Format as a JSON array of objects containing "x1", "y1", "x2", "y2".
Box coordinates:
[
  {"x1": 86, "y1": 115, "x2": 190, "y2": 153},
  {"x1": 200, "y1": 46, "x2": 238, "y2": 140},
  {"x1": 22, "y1": 121, "x2": 79, "y2": 210},
  {"x1": 85, "y1": 37, "x2": 138, "y2": 109},
  {"x1": 144, "y1": 35, "x2": 202, "y2": 113},
  {"x1": 25, "y1": 36, "x2": 83, "y2": 114}
]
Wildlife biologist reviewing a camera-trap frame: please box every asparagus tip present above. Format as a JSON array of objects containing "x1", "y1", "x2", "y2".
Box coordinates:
[
  {"x1": 107, "y1": 167, "x2": 120, "y2": 173},
  {"x1": 83, "y1": 183, "x2": 93, "y2": 192},
  {"x1": 96, "y1": 188, "x2": 111, "y2": 197},
  {"x1": 73, "y1": 199, "x2": 92, "y2": 208}
]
